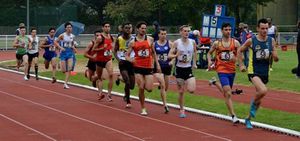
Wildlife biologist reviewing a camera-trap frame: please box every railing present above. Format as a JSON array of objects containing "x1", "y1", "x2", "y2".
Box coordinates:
[{"x1": 0, "y1": 33, "x2": 297, "y2": 50}]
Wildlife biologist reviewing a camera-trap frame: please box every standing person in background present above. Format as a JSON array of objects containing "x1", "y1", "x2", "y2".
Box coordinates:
[
  {"x1": 27, "y1": 27, "x2": 40, "y2": 80},
  {"x1": 240, "y1": 24, "x2": 253, "y2": 68},
  {"x1": 296, "y1": 21, "x2": 300, "y2": 78},
  {"x1": 267, "y1": 17, "x2": 278, "y2": 71},
  {"x1": 152, "y1": 21, "x2": 160, "y2": 42},
  {"x1": 40, "y1": 27, "x2": 57, "y2": 83},
  {"x1": 13, "y1": 25, "x2": 31, "y2": 80}
]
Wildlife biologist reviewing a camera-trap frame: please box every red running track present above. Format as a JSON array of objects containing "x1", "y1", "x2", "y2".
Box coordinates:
[{"x1": 0, "y1": 70, "x2": 298, "y2": 141}]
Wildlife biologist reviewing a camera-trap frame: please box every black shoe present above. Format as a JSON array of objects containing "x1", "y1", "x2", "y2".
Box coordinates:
[
  {"x1": 92, "y1": 80, "x2": 97, "y2": 87},
  {"x1": 123, "y1": 96, "x2": 127, "y2": 102},
  {"x1": 164, "y1": 106, "x2": 169, "y2": 114},
  {"x1": 52, "y1": 77, "x2": 57, "y2": 83},
  {"x1": 158, "y1": 86, "x2": 161, "y2": 90},
  {"x1": 36, "y1": 75, "x2": 39, "y2": 80},
  {"x1": 232, "y1": 89, "x2": 243, "y2": 95},
  {"x1": 116, "y1": 78, "x2": 120, "y2": 86},
  {"x1": 27, "y1": 74, "x2": 30, "y2": 79}
]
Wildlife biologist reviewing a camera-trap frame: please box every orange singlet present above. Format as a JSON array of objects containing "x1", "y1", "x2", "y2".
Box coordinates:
[
  {"x1": 132, "y1": 36, "x2": 153, "y2": 68},
  {"x1": 215, "y1": 39, "x2": 236, "y2": 73},
  {"x1": 95, "y1": 34, "x2": 113, "y2": 62}
]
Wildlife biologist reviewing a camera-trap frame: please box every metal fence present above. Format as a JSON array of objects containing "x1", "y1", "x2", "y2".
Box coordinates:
[{"x1": 0, "y1": 32, "x2": 297, "y2": 50}]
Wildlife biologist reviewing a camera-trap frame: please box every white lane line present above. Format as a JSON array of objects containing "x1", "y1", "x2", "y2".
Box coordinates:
[
  {"x1": 0, "y1": 77, "x2": 231, "y2": 141},
  {"x1": 0, "y1": 90, "x2": 144, "y2": 141},
  {"x1": 0, "y1": 114, "x2": 57, "y2": 141}
]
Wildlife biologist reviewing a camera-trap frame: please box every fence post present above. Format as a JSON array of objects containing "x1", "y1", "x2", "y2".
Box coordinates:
[{"x1": 5, "y1": 35, "x2": 8, "y2": 51}]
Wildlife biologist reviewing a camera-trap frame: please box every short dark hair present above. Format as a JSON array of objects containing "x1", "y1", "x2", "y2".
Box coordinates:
[
  {"x1": 93, "y1": 30, "x2": 101, "y2": 35},
  {"x1": 221, "y1": 23, "x2": 231, "y2": 30},
  {"x1": 30, "y1": 27, "x2": 37, "y2": 32},
  {"x1": 179, "y1": 25, "x2": 189, "y2": 31},
  {"x1": 19, "y1": 26, "x2": 25, "y2": 30},
  {"x1": 257, "y1": 18, "x2": 268, "y2": 27},
  {"x1": 122, "y1": 22, "x2": 131, "y2": 28},
  {"x1": 64, "y1": 22, "x2": 72, "y2": 28},
  {"x1": 158, "y1": 27, "x2": 167, "y2": 34},
  {"x1": 48, "y1": 27, "x2": 56, "y2": 33},
  {"x1": 136, "y1": 21, "x2": 147, "y2": 29},
  {"x1": 101, "y1": 21, "x2": 110, "y2": 27}
]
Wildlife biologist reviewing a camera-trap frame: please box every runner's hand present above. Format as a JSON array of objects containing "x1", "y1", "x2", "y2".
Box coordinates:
[{"x1": 239, "y1": 65, "x2": 247, "y2": 72}]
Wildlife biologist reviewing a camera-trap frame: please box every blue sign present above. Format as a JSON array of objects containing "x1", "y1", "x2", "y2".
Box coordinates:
[{"x1": 201, "y1": 15, "x2": 235, "y2": 39}]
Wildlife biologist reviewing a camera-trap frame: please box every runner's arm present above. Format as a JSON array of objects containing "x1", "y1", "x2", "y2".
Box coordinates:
[
  {"x1": 192, "y1": 40, "x2": 197, "y2": 69},
  {"x1": 168, "y1": 41, "x2": 178, "y2": 59},
  {"x1": 83, "y1": 41, "x2": 94, "y2": 60},
  {"x1": 271, "y1": 38, "x2": 279, "y2": 62},
  {"x1": 237, "y1": 38, "x2": 252, "y2": 71},
  {"x1": 207, "y1": 41, "x2": 217, "y2": 68},
  {"x1": 54, "y1": 35, "x2": 65, "y2": 51},
  {"x1": 40, "y1": 37, "x2": 50, "y2": 48},
  {"x1": 168, "y1": 41, "x2": 175, "y2": 66},
  {"x1": 125, "y1": 40, "x2": 134, "y2": 63},
  {"x1": 12, "y1": 36, "x2": 20, "y2": 48},
  {"x1": 113, "y1": 38, "x2": 120, "y2": 62},
  {"x1": 151, "y1": 41, "x2": 161, "y2": 72}
]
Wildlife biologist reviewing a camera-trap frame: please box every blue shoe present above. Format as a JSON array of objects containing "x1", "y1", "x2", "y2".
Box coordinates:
[
  {"x1": 250, "y1": 100, "x2": 257, "y2": 118},
  {"x1": 245, "y1": 118, "x2": 253, "y2": 129},
  {"x1": 179, "y1": 113, "x2": 186, "y2": 118}
]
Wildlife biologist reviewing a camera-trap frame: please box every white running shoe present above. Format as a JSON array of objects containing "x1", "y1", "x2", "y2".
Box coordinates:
[
  {"x1": 64, "y1": 84, "x2": 70, "y2": 89},
  {"x1": 24, "y1": 75, "x2": 29, "y2": 81},
  {"x1": 140, "y1": 108, "x2": 148, "y2": 116},
  {"x1": 232, "y1": 115, "x2": 239, "y2": 124},
  {"x1": 125, "y1": 104, "x2": 132, "y2": 108}
]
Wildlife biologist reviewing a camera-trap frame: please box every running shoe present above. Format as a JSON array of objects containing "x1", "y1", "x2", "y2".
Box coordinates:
[
  {"x1": 232, "y1": 115, "x2": 239, "y2": 124},
  {"x1": 179, "y1": 110, "x2": 186, "y2": 118},
  {"x1": 52, "y1": 77, "x2": 57, "y2": 83},
  {"x1": 208, "y1": 77, "x2": 217, "y2": 86},
  {"x1": 164, "y1": 106, "x2": 170, "y2": 114},
  {"x1": 125, "y1": 103, "x2": 132, "y2": 108},
  {"x1": 115, "y1": 78, "x2": 120, "y2": 86},
  {"x1": 63, "y1": 83, "x2": 70, "y2": 89},
  {"x1": 232, "y1": 89, "x2": 243, "y2": 95},
  {"x1": 107, "y1": 95, "x2": 113, "y2": 102},
  {"x1": 98, "y1": 93, "x2": 105, "y2": 101},
  {"x1": 24, "y1": 75, "x2": 29, "y2": 81},
  {"x1": 245, "y1": 118, "x2": 253, "y2": 129},
  {"x1": 140, "y1": 108, "x2": 148, "y2": 116}
]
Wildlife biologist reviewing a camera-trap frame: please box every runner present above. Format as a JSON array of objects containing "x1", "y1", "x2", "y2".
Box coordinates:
[
  {"x1": 113, "y1": 22, "x2": 135, "y2": 108},
  {"x1": 12, "y1": 25, "x2": 31, "y2": 80},
  {"x1": 40, "y1": 27, "x2": 57, "y2": 83},
  {"x1": 237, "y1": 18, "x2": 279, "y2": 129},
  {"x1": 168, "y1": 25, "x2": 197, "y2": 118},
  {"x1": 83, "y1": 30, "x2": 101, "y2": 87},
  {"x1": 126, "y1": 21, "x2": 160, "y2": 115},
  {"x1": 27, "y1": 27, "x2": 40, "y2": 80},
  {"x1": 207, "y1": 22, "x2": 241, "y2": 124},
  {"x1": 153, "y1": 27, "x2": 173, "y2": 113},
  {"x1": 93, "y1": 22, "x2": 114, "y2": 101},
  {"x1": 54, "y1": 22, "x2": 77, "y2": 89}
]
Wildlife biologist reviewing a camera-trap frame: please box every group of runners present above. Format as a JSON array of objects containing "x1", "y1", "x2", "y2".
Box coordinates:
[{"x1": 12, "y1": 18, "x2": 278, "y2": 129}]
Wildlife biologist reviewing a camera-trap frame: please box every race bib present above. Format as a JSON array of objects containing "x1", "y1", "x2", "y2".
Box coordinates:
[
  {"x1": 220, "y1": 51, "x2": 234, "y2": 61},
  {"x1": 117, "y1": 50, "x2": 126, "y2": 60},
  {"x1": 158, "y1": 53, "x2": 168, "y2": 61},
  {"x1": 31, "y1": 41, "x2": 37, "y2": 50},
  {"x1": 179, "y1": 54, "x2": 191, "y2": 63},
  {"x1": 63, "y1": 42, "x2": 72, "y2": 48},
  {"x1": 104, "y1": 50, "x2": 112, "y2": 56},
  {"x1": 255, "y1": 49, "x2": 270, "y2": 60},
  {"x1": 49, "y1": 45, "x2": 55, "y2": 51},
  {"x1": 137, "y1": 49, "x2": 150, "y2": 57}
]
